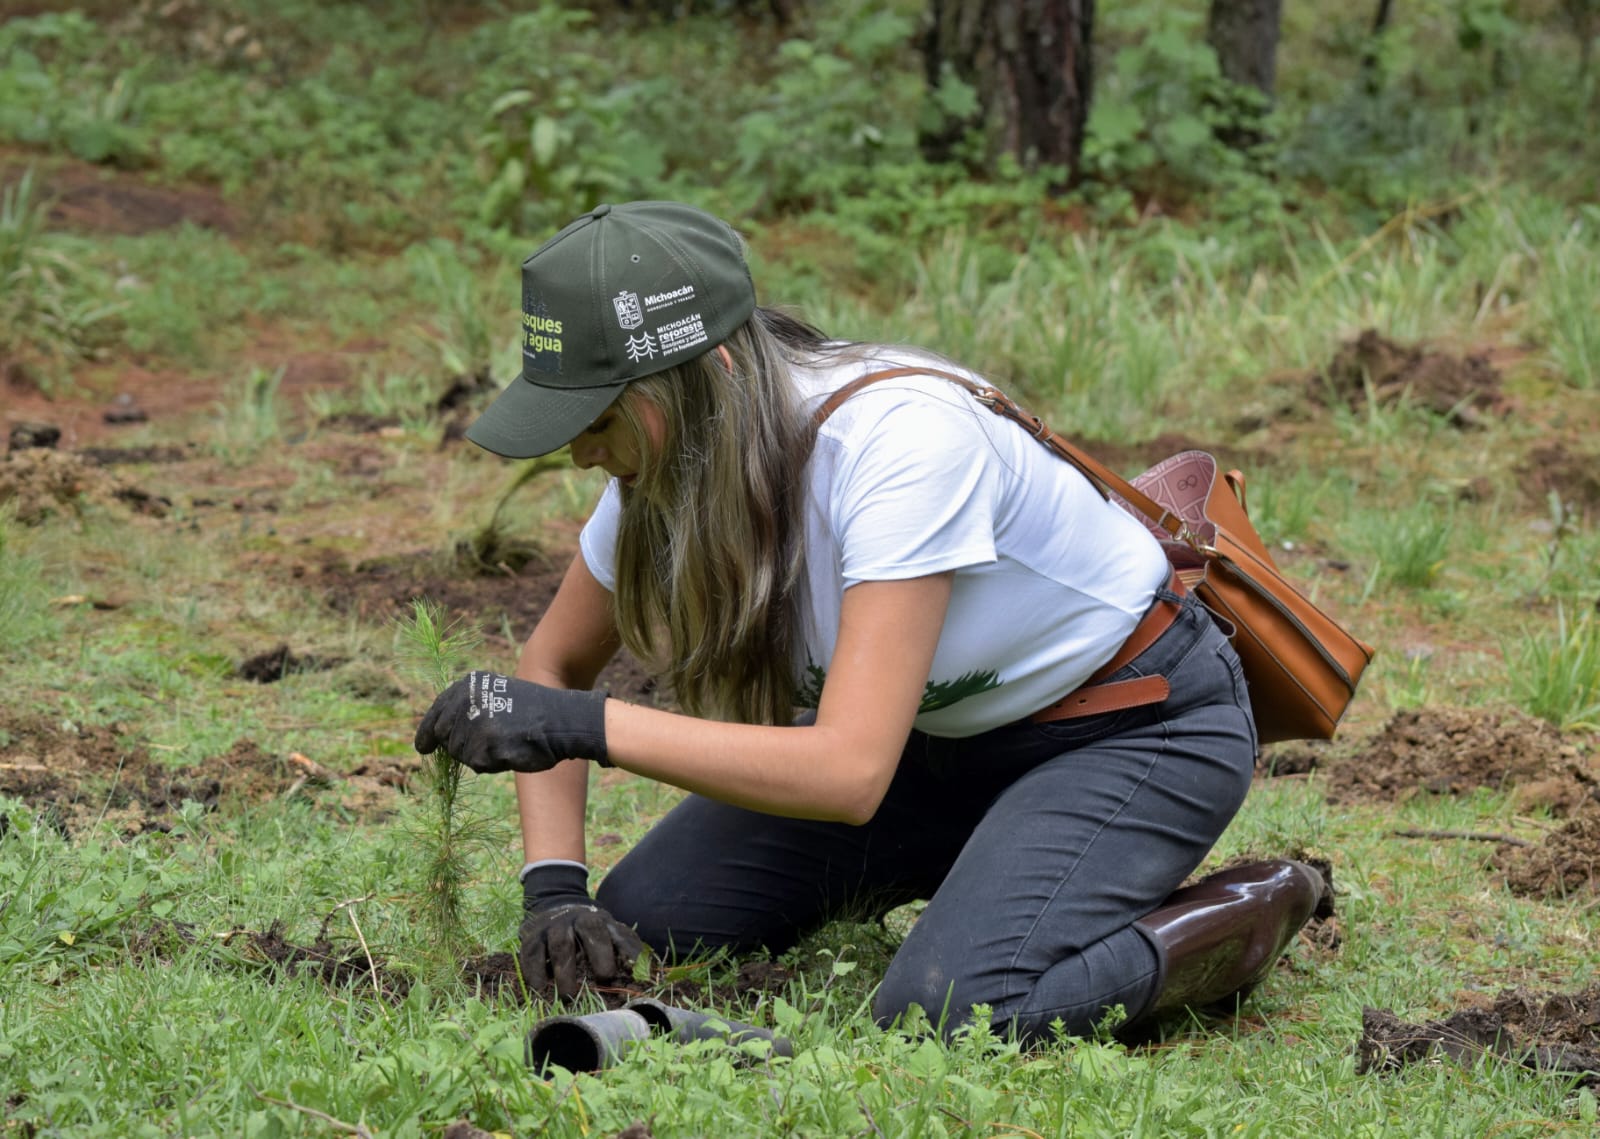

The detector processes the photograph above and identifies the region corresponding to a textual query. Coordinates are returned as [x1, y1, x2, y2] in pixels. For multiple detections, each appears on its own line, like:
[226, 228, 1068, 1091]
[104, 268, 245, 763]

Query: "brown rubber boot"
[1129, 859, 1330, 1027]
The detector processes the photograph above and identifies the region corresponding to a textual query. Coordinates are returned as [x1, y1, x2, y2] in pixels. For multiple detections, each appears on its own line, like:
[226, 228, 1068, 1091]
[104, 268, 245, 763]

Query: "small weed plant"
[209, 366, 286, 459]
[1350, 499, 1455, 591]
[1508, 606, 1600, 730]
[0, 168, 123, 387]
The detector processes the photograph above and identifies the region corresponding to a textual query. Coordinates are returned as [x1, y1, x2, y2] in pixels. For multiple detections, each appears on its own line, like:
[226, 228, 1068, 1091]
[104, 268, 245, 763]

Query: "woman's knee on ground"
[871, 947, 986, 1039]
[872, 970, 1047, 1043]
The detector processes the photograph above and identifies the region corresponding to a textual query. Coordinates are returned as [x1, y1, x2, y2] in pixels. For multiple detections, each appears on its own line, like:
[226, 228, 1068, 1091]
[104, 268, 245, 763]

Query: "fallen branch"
[1391, 828, 1534, 847]
[251, 1088, 375, 1137]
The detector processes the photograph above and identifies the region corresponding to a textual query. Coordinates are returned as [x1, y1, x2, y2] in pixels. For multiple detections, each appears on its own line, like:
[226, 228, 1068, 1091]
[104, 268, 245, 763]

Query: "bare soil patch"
[0, 713, 414, 836]
[1311, 329, 1510, 428]
[1268, 707, 1600, 897]
[1359, 985, 1600, 1090]
[1518, 441, 1600, 518]
[3, 344, 378, 452]
[1274, 706, 1599, 815]
[0, 151, 236, 237]
[312, 550, 663, 706]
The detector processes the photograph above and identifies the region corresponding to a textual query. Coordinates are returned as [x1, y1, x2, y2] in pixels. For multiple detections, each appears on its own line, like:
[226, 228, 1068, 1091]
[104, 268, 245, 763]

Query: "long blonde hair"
[609, 308, 831, 725]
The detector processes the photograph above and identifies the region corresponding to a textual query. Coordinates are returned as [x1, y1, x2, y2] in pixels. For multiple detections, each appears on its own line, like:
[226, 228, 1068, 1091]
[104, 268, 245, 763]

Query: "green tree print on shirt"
[919, 669, 1002, 711]
[794, 659, 1002, 712]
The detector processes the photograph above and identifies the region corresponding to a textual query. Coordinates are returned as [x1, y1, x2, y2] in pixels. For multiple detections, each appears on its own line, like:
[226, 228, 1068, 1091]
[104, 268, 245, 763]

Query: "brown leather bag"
[817, 367, 1375, 743]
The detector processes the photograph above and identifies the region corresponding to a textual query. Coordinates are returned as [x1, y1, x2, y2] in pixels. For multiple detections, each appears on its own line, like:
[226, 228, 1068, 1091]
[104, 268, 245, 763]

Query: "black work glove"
[413, 671, 608, 774]
[519, 863, 645, 1000]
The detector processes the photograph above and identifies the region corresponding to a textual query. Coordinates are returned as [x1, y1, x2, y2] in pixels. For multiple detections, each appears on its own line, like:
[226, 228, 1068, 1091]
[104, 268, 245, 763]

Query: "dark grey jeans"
[597, 591, 1257, 1042]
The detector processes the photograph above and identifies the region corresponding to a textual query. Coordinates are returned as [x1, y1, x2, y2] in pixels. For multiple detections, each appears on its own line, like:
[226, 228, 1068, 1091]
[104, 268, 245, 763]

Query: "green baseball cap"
[466, 201, 757, 459]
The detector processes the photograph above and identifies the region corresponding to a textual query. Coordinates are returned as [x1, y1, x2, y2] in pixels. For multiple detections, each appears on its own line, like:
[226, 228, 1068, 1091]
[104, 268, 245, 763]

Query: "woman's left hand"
[413, 671, 608, 774]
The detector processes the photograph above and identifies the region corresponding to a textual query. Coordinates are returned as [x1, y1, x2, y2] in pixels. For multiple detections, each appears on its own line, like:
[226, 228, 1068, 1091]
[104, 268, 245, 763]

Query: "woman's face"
[568, 392, 666, 488]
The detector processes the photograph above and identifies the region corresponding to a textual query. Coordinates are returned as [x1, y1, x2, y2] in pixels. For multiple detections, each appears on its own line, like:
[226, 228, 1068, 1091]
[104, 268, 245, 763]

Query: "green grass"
[3, 783, 1594, 1135]
[1507, 608, 1600, 731]
[0, 168, 124, 385]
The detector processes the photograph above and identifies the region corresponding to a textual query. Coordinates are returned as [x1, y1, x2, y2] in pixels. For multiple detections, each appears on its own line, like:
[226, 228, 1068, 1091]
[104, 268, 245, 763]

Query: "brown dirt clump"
[235, 642, 344, 683]
[1359, 985, 1600, 1090]
[0, 448, 171, 524]
[227, 921, 412, 1002]
[78, 444, 195, 466]
[1312, 329, 1509, 428]
[1314, 706, 1599, 814]
[0, 713, 414, 836]
[1519, 441, 1600, 519]
[1493, 802, 1600, 898]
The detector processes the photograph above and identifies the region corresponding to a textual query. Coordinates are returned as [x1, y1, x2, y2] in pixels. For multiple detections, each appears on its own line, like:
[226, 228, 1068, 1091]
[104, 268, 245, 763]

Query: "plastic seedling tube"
[623, 997, 793, 1057]
[524, 1009, 653, 1073]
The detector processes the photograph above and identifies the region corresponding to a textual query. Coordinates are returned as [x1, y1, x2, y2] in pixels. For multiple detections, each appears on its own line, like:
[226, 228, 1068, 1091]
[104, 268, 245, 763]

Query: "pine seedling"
[395, 599, 501, 970]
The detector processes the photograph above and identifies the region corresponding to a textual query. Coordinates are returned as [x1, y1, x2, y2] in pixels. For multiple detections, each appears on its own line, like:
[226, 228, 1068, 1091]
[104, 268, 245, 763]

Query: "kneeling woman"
[414, 201, 1325, 1041]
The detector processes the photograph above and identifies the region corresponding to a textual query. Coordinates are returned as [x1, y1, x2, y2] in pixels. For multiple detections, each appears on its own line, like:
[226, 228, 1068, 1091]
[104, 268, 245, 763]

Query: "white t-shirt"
[579, 354, 1171, 737]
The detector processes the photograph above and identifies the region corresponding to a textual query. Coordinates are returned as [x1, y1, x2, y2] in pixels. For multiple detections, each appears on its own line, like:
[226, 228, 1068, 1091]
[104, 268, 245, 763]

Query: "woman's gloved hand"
[520, 863, 645, 999]
[413, 671, 608, 774]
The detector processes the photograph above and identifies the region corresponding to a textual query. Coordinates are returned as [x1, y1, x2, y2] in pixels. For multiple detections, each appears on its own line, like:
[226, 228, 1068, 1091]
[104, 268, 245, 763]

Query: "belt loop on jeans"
[1029, 571, 1186, 725]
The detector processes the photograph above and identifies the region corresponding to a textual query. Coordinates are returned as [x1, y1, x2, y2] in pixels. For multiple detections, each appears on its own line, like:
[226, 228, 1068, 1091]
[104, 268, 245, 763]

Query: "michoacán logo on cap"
[611, 282, 708, 367]
[613, 291, 644, 330]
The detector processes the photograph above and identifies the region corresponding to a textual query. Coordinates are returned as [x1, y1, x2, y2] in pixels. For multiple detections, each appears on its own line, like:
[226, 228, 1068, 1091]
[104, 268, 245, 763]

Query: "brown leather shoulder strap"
[811, 366, 936, 424]
[812, 365, 1190, 541]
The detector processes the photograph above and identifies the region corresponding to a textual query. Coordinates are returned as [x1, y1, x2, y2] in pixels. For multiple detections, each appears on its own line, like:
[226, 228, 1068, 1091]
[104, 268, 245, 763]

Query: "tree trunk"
[1564, 0, 1596, 79]
[1205, 0, 1282, 97]
[920, 0, 1095, 183]
[1363, 0, 1395, 91]
[1204, 0, 1280, 151]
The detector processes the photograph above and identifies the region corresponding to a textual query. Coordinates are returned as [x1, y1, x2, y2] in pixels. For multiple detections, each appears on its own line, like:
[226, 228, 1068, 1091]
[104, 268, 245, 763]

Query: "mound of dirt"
[0, 714, 414, 836]
[1493, 802, 1600, 898]
[1519, 441, 1600, 519]
[1312, 329, 1509, 428]
[1359, 986, 1600, 1090]
[1310, 706, 1598, 815]
[0, 448, 171, 524]
[311, 551, 663, 707]
[236, 642, 344, 683]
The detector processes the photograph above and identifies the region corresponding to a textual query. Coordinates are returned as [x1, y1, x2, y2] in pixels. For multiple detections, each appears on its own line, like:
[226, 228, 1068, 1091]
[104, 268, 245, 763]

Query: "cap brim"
[464, 376, 629, 459]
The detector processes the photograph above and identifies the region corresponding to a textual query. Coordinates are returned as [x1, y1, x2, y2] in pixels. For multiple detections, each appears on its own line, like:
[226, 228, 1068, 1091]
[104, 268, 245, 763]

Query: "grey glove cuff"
[543, 685, 610, 765]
